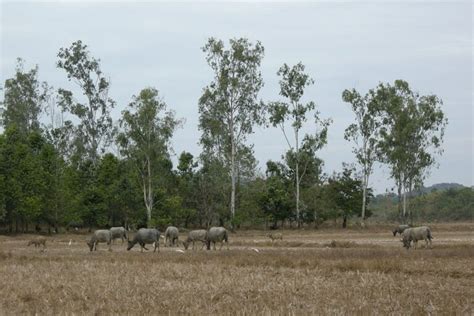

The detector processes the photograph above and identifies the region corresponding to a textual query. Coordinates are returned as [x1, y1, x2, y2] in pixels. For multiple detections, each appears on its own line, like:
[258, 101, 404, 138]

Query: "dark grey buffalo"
[392, 224, 410, 236]
[27, 237, 47, 249]
[127, 228, 161, 252]
[182, 229, 208, 250]
[87, 230, 112, 251]
[164, 226, 179, 247]
[206, 227, 229, 250]
[109, 226, 127, 243]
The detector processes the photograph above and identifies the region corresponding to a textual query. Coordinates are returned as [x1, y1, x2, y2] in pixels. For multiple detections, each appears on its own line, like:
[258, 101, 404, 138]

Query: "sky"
[1, 0, 472, 194]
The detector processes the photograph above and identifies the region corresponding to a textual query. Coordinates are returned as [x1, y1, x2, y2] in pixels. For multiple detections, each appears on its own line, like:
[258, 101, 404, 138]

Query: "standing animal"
[392, 224, 410, 236]
[267, 232, 283, 242]
[87, 230, 112, 252]
[182, 229, 208, 250]
[127, 228, 161, 252]
[401, 226, 433, 249]
[164, 226, 179, 247]
[27, 237, 47, 249]
[206, 227, 229, 250]
[109, 226, 128, 244]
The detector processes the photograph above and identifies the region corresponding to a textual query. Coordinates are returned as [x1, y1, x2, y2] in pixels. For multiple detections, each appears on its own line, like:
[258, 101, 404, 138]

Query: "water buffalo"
[109, 226, 127, 243]
[401, 226, 433, 249]
[127, 228, 161, 252]
[392, 224, 410, 236]
[87, 230, 112, 251]
[206, 227, 229, 250]
[267, 232, 283, 242]
[27, 236, 47, 249]
[182, 229, 208, 250]
[164, 226, 179, 247]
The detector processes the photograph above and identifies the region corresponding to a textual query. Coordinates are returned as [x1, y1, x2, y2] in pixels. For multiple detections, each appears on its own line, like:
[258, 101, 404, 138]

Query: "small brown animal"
[27, 237, 47, 249]
[267, 232, 283, 241]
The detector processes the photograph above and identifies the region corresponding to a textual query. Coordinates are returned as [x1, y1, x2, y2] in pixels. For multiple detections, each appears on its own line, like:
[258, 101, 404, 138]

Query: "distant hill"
[418, 183, 466, 194]
[370, 182, 473, 221]
[372, 183, 468, 201]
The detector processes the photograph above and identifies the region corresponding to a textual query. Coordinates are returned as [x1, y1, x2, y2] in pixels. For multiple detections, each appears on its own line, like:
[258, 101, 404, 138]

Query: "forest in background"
[1, 38, 469, 234]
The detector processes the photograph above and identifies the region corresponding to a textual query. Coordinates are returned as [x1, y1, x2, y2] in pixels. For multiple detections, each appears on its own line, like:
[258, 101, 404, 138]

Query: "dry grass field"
[0, 223, 473, 315]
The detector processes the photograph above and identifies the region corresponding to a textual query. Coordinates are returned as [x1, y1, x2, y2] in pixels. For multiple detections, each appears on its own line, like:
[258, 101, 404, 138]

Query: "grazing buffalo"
[182, 229, 208, 250]
[28, 237, 47, 249]
[87, 230, 112, 252]
[164, 226, 179, 247]
[392, 224, 410, 236]
[127, 228, 161, 252]
[267, 232, 283, 242]
[401, 226, 433, 249]
[109, 226, 127, 243]
[206, 227, 229, 250]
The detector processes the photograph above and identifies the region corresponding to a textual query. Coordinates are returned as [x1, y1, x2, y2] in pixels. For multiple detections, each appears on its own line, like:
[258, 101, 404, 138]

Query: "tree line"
[0, 38, 448, 233]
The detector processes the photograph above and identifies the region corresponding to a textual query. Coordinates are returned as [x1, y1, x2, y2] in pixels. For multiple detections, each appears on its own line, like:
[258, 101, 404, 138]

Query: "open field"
[0, 223, 473, 315]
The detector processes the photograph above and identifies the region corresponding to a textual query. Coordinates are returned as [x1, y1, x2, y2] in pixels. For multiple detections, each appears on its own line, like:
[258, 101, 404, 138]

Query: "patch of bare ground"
[0, 225, 473, 314]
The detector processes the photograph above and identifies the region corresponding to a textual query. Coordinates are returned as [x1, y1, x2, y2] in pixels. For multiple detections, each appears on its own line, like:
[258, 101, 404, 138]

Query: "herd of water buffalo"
[85, 226, 229, 252]
[25, 224, 433, 252]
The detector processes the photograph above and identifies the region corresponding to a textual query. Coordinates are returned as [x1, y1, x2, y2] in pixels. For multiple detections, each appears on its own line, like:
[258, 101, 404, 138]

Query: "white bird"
[251, 248, 260, 253]
[68, 239, 72, 246]
[175, 249, 185, 253]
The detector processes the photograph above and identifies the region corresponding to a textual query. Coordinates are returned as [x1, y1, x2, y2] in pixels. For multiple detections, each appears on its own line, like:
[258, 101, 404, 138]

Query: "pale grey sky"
[1, 1, 472, 193]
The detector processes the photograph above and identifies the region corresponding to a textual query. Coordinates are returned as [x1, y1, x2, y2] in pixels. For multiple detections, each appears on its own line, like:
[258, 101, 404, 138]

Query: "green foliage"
[0, 41, 456, 233]
[371, 187, 473, 222]
[117, 87, 181, 227]
[57, 40, 115, 164]
[268, 62, 331, 224]
[373, 80, 447, 218]
[1, 59, 48, 133]
[199, 37, 265, 222]
[342, 87, 380, 220]
[0, 127, 60, 231]
[325, 165, 372, 227]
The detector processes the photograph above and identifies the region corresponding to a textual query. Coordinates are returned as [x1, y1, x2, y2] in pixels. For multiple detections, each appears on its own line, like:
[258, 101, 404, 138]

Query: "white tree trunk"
[361, 175, 367, 221]
[230, 140, 236, 222]
[402, 185, 407, 219]
[142, 156, 153, 228]
[295, 126, 300, 227]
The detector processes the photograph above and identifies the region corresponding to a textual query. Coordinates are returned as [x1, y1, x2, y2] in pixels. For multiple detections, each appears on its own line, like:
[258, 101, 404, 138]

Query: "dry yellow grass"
[0, 224, 473, 315]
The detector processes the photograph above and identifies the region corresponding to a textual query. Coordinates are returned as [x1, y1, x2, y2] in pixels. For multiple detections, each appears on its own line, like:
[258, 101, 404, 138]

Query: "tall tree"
[326, 165, 369, 228]
[1, 58, 48, 133]
[268, 62, 331, 226]
[342, 88, 379, 225]
[57, 40, 115, 165]
[117, 88, 181, 228]
[374, 80, 447, 220]
[176, 151, 199, 227]
[198, 37, 265, 224]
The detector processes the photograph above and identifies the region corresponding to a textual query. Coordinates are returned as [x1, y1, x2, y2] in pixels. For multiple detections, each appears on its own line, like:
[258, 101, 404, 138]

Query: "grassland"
[0, 223, 473, 315]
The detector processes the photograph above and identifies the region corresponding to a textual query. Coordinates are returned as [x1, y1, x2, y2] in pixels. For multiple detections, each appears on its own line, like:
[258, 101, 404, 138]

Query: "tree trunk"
[143, 157, 153, 228]
[230, 126, 236, 228]
[402, 185, 407, 220]
[397, 181, 403, 222]
[361, 173, 367, 221]
[342, 215, 347, 228]
[295, 126, 300, 227]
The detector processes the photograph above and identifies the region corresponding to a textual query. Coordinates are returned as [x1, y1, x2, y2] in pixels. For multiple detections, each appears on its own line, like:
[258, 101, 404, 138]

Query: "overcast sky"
[1, 1, 472, 193]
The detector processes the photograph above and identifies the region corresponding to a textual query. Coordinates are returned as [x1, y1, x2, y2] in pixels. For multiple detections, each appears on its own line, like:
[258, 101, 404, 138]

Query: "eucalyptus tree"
[1, 58, 48, 133]
[342, 88, 379, 224]
[198, 37, 265, 224]
[57, 40, 115, 165]
[117, 88, 181, 228]
[268, 62, 331, 226]
[374, 80, 447, 220]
